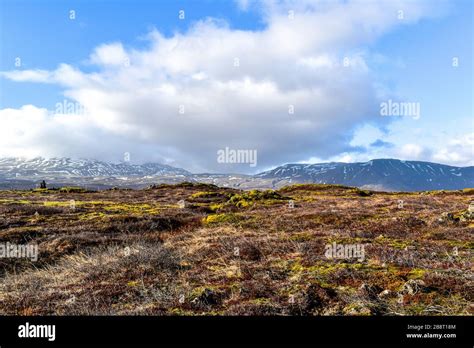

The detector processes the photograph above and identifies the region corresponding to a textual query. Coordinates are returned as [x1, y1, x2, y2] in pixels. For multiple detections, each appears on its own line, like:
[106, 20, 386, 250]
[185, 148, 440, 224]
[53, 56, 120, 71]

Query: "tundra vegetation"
[0, 183, 472, 315]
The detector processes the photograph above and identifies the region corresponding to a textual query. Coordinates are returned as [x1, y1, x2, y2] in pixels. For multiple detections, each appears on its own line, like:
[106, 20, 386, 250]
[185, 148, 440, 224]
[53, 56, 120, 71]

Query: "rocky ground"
[0, 183, 472, 315]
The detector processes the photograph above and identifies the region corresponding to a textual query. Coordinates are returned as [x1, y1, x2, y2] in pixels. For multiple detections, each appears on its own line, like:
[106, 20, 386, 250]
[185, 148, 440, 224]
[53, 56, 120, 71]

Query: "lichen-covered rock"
[377, 289, 394, 300]
[359, 283, 383, 300]
[190, 287, 227, 308]
[343, 302, 371, 315]
[439, 209, 474, 223]
[401, 279, 426, 295]
[468, 201, 474, 213]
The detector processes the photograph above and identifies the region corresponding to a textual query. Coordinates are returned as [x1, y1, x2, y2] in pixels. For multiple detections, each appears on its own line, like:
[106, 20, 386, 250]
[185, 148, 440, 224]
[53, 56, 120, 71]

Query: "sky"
[0, 0, 472, 173]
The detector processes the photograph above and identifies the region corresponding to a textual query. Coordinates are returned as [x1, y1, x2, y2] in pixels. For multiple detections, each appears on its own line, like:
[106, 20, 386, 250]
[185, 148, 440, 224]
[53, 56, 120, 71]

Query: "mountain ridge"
[257, 158, 474, 191]
[0, 157, 472, 191]
[0, 157, 190, 178]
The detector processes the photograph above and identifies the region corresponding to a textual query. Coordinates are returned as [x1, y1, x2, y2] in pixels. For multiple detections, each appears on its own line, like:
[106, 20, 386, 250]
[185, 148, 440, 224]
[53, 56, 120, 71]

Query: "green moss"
[7, 225, 42, 233]
[59, 186, 87, 193]
[375, 235, 410, 250]
[189, 285, 226, 300]
[235, 199, 253, 208]
[284, 259, 385, 282]
[78, 212, 108, 220]
[249, 298, 272, 305]
[407, 268, 426, 280]
[103, 203, 161, 215]
[343, 302, 372, 316]
[390, 240, 410, 250]
[31, 188, 55, 194]
[174, 182, 196, 188]
[202, 213, 241, 225]
[446, 240, 473, 249]
[227, 189, 288, 208]
[189, 191, 221, 199]
[175, 182, 219, 190]
[209, 203, 225, 212]
[43, 200, 108, 208]
[0, 199, 32, 204]
[403, 303, 429, 315]
[43, 201, 69, 207]
[289, 232, 313, 242]
[80, 200, 114, 206]
[279, 184, 353, 192]
[422, 190, 448, 195]
[168, 308, 193, 315]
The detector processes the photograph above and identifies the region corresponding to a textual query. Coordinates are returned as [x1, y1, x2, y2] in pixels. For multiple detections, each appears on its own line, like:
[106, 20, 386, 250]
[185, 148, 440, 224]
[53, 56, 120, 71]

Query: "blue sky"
[0, 0, 263, 107]
[0, 0, 263, 108]
[0, 0, 472, 172]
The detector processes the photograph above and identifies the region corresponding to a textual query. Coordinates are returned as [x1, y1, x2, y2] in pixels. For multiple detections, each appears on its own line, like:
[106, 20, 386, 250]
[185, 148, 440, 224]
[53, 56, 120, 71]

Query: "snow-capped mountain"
[0, 157, 472, 191]
[256, 159, 474, 191]
[0, 157, 190, 179]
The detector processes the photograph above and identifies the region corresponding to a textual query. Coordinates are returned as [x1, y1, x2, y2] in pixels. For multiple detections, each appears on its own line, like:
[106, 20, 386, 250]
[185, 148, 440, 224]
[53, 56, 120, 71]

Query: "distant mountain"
[0, 157, 472, 191]
[0, 157, 190, 179]
[256, 159, 474, 191]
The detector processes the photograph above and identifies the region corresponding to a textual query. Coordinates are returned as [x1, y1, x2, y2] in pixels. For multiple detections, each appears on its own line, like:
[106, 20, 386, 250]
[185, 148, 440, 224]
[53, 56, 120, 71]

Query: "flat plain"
[0, 183, 472, 315]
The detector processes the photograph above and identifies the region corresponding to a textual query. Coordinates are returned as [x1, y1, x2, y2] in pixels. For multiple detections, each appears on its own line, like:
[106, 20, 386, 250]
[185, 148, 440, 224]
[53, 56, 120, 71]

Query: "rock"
[440, 212, 453, 221]
[304, 284, 337, 312]
[460, 210, 474, 222]
[377, 289, 393, 300]
[191, 288, 225, 307]
[440, 210, 474, 223]
[343, 302, 371, 315]
[359, 283, 383, 300]
[401, 279, 425, 295]
[468, 201, 474, 213]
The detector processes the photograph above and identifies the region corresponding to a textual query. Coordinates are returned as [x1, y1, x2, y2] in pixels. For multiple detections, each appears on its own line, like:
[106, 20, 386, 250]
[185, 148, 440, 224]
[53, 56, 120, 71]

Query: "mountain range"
[0, 157, 472, 191]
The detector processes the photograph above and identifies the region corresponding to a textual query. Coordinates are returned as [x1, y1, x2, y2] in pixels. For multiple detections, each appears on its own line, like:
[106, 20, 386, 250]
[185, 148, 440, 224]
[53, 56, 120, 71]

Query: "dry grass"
[0, 183, 472, 315]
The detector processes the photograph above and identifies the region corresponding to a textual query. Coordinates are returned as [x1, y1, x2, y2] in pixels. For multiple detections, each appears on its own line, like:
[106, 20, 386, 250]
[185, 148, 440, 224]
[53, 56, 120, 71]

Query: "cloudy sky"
[0, 0, 472, 173]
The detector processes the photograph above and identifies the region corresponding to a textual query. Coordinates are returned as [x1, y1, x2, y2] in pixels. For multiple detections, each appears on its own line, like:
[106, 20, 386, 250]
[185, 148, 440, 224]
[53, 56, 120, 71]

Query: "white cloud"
[0, 0, 447, 172]
[1, 70, 52, 83]
[90, 43, 129, 66]
[432, 134, 474, 166]
[397, 143, 428, 160]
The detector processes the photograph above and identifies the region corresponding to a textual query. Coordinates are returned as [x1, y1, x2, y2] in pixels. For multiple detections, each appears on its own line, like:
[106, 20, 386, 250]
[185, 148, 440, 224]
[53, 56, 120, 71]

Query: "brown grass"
[0, 183, 472, 315]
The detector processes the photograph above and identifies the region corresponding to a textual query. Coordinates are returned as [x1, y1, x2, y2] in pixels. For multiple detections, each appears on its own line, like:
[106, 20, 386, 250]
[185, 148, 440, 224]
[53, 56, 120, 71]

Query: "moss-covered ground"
[0, 183, 472, 315]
